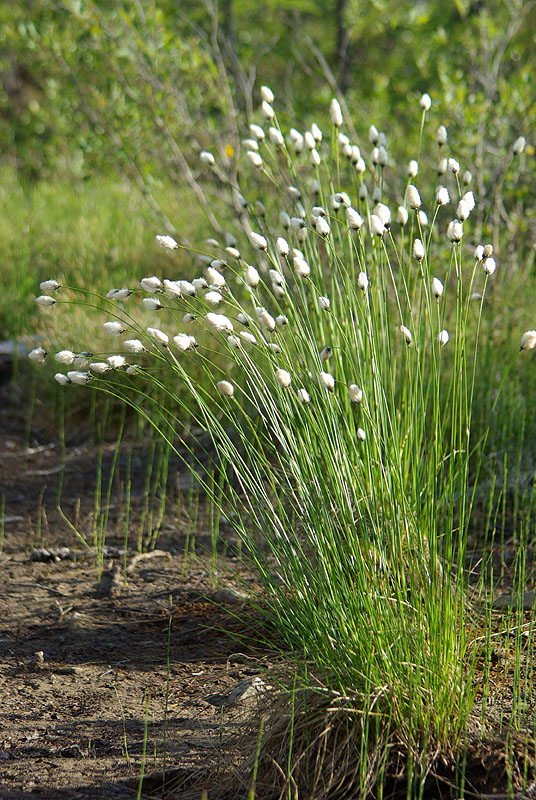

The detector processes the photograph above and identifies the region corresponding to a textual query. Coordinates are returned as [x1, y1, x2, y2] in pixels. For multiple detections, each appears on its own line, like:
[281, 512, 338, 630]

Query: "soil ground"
[0, 389, 272, 800]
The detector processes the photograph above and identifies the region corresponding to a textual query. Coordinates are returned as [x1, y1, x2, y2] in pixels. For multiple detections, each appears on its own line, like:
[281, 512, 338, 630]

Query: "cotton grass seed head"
[357, 427, 366, 442]
[260, 85, 274, 103]
[293, 256, 311, 278]
[320, 346, 333, 362]
[400, 325, 413, 346]
[447, 220, 464, 243]
[520, 331, 536, 351]
[261, 101, 274, 120]
[370, 215, 385, 237]
[276, 237, 290, 257]
[436, 186, 450, 206]
[397, 206, 409, 226]
[67, 370, 92, 384]
[204, 290, 223, 307]
[28, 347, 47, 363]
[174, 333, 196, 351]
[438, 329, 450, 347]
[319, 371, 335, 391]
[205, 267, 226, 288]
[349, 384, 363, 404]
[269, 127, 284, 147]
[408, 159, 419, 178]
[413, 239, 425, 261]
[249, 231, 267, 250]
[474, 245, 485, 262]
[276, 369, 292, 388]
[245, 265, 260, 287]
[140, 276, 161, 293]
[107, 355, 128, 369]
[420, 93, 432, 111]
[260, 310, 276, 332]
[103, 321, 126, 335]
[207, 313, 234, 333]
[40, 279, 60, 293]
[36, 295, 56, 306]
[330, 97, 343, 127]
[55, 350, 75, 365]
[448, 157, 460, 174]
[249, 123, 265, 141]
[124, 339, 145, 354]
[146, 328, 169, 346]
[155, 234, 178, 250]
[407, 185, 422, 209]
[483, 257, 496, 275]
[200, 151, 216, 166]
[374, 203, 391, 228]
[315, 216, 331, 236]
[357, 272, 369, 291]
[55, 372, 70, 385]
[162, 280, 182, 298]
[319, 296, 330, 311]
[346, 207, 363, 231]
[431, 277, 444, 298]
[513, 136, 526, 156]
[217, 380, 234, 397]
[437, 125, 448, 146]
[90, 362, 111, 374]
[143, 297, 162, 311]
[297, 388, 310, 404]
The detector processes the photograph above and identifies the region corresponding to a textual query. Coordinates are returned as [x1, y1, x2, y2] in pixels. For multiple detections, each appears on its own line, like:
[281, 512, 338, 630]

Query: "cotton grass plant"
[30, 89, 533, 795]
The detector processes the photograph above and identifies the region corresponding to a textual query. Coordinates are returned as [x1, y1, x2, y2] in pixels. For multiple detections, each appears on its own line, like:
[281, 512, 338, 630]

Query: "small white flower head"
[374, 203, 391, 228]
[260, 310, 276, 332]
[240, 330, 257, 345]
[357, 427, 366, 442]
[304, 130, 316, 150]
[143, 297, 162, 311]
[67, 370, 92, 384]
[28, 347, 47, 363]
[520, 331, 536, 351]
[73, 353, 91, 369]
[311, 122, 322, 142]
[245, 265, 260, 287]
[448, 157, 460, 174]
[247, 150, 263, 168]
[413, 238, 425, 261]
[335, 191, 351, 208]
[292, 133, 304, 153]
[90, 361, 111, 374]
[146, 327, 169, 346]
[462, 190, 475, 212]
[431, 277, 444, 298]
[436, 185, 450, 206]
[350, 144, 361, 163]
[276, 368, 292, 388]
[55, 350, 75, 365]
[349, 384, 363, 404]
[112, 288, 132, 301]
[174, 333, 196, 351]
[447, 220, 464, 243]
[124, 339, 145, 353]
[217, 380, 234, 397]
[369, 124, 379, 144]
[272, 284, 285, 299]
[397, 206, 409, 226]
[483, 257, 496, 276]
[483, 244, 493, 258]
[276, 237, 290, 257]
[370, 215, 386, 237]
[371, 147, 380, 165]
[408, 159, 419, 178]
[438, 329, 450, 347]
[193, 278, 208, 292]
[250, 123, 265, 141]
[319, 371, 335, 391]
[226, 246, 241, 259]
[457, 198, 472, 221]
[36, 295, 56, 306]
[279, 211, 291, 230]
[315, 216, 331, 237]
[400, 325, 413, 346]
[276, 314, 288, 326]
[346, 207, 363, 231]
[249, 231, 267, 250]
[297, 388, 310, 404]
[418, 210, 428, 227]
[318, 296, 330, 311]
[513, 136, 526, 156]
[320, 346, 333, 362]
[437, 157, 448, 175]
[140, 276, 161, 293]
[372, 186, 382, 203]
[359, 184, 369, 201]
[261, 100, 274, 120]
[269, 268, 284, 286]
[330, 97, 343, 127]
[162, 279, 181, 298]
[227, 335, 240, 349]
[204, 290, 223, 307]
[106, 288, 119, 299]
[104, 320, 126, 336]
[437, 125, 448, 146]
[339, 132, 350, 147]
[260, 85, 274, 103]
[39, 279, 60, 293]
[200, 150, 216, 167]
[126, 365, 140, 375]
[183, 313, 196, 323]
[293, 256, 311, 278]
[420, 93, 432, 111]
[357, 271, 369, 292]
[377, 146, 388, 167]
[55, 372, 70, 385]
[310, 148, 321, 167]
[269, 126, 284, 147]
[155, 234, 178, 250]
[407, 184, 422, 209]
[474, 245, 485, 262]
[207, 312, 234, 333]
[243, 138, 258, 151]
[463, 170, 472, 186]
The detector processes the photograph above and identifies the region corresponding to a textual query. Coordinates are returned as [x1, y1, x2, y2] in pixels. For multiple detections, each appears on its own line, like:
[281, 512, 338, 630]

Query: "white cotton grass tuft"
[310, 149, 321, 167]
[174, 333, 196, 351]
[109, 288, 132, 301]
[67, 370, 92, 384]
[349, 384, 363, 404]
[36, 295, 56, 306]
[261, 100, 274, 120]
[319, 372, 335, 391]
[420, 93, 432, 111]
[330, 98, 343, 127]
[297, 388, 310, 404]
[520, 331, 536, 351]
[357, 272, 369, 292]
[205, 266, 226, 288]
[269, 127, 284, 147]
[140, 276, 162, 293]
[447, 220, 464, 243]
[55, 350, 76, 365]
[483, 257, 496, 276]
[346, 207, 363, 231]
[437, 125, 448, 146]
[55, 372, 70, 385]
[245, 265, 260, 287]
[413, 239, 425, 261]
[474, 245, 485, 262]
[146, 327, 169, 346]
[397, 206, 409, 226]
[276, 237, 290, 257]
[408, 159, 419, 178]
[276, 369, 292, 388]
[319, 296, 330, 311]
[28, 347, 47, 363]
[431, 277, 444, 298]
[90, 361, 112, 374]
[374, 203, 391, 228]
[163, 280, 182, 298]
[103, 321, 126, 335]
[249, 231, 267, 250]
[320, 346, 333, 362]
[357, 427, 366, 442]
[207, 312, 234, 333]
[448, 158, 460, 174]
[204, 290, 223, 307]
[124, 339, 145, 354]
[199, 151, 216, 167]
[370, 215, 385, 237]
[155, 234, 178, 250]
[513, 136, 526, 156]
[400, 325, 413, 346]
[260, 85, 274, 103]
[259, 310, 276, 332]
[40, 279, 60, 293]
[217, 380, 234, 397]
[407, 185, 422, 209]
[143, 297, 162, 311]
[436, 186, 450, 206]
[239, 331, 257, 345]
[315, 216, 331, 237]
[294, 256, 311, 278]
[107, 355, 128, 369]
[438, 330, 450, 347]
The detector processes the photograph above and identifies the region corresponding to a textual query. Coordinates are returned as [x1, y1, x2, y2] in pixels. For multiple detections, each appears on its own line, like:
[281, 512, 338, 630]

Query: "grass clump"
[28, 89, 535, 795]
